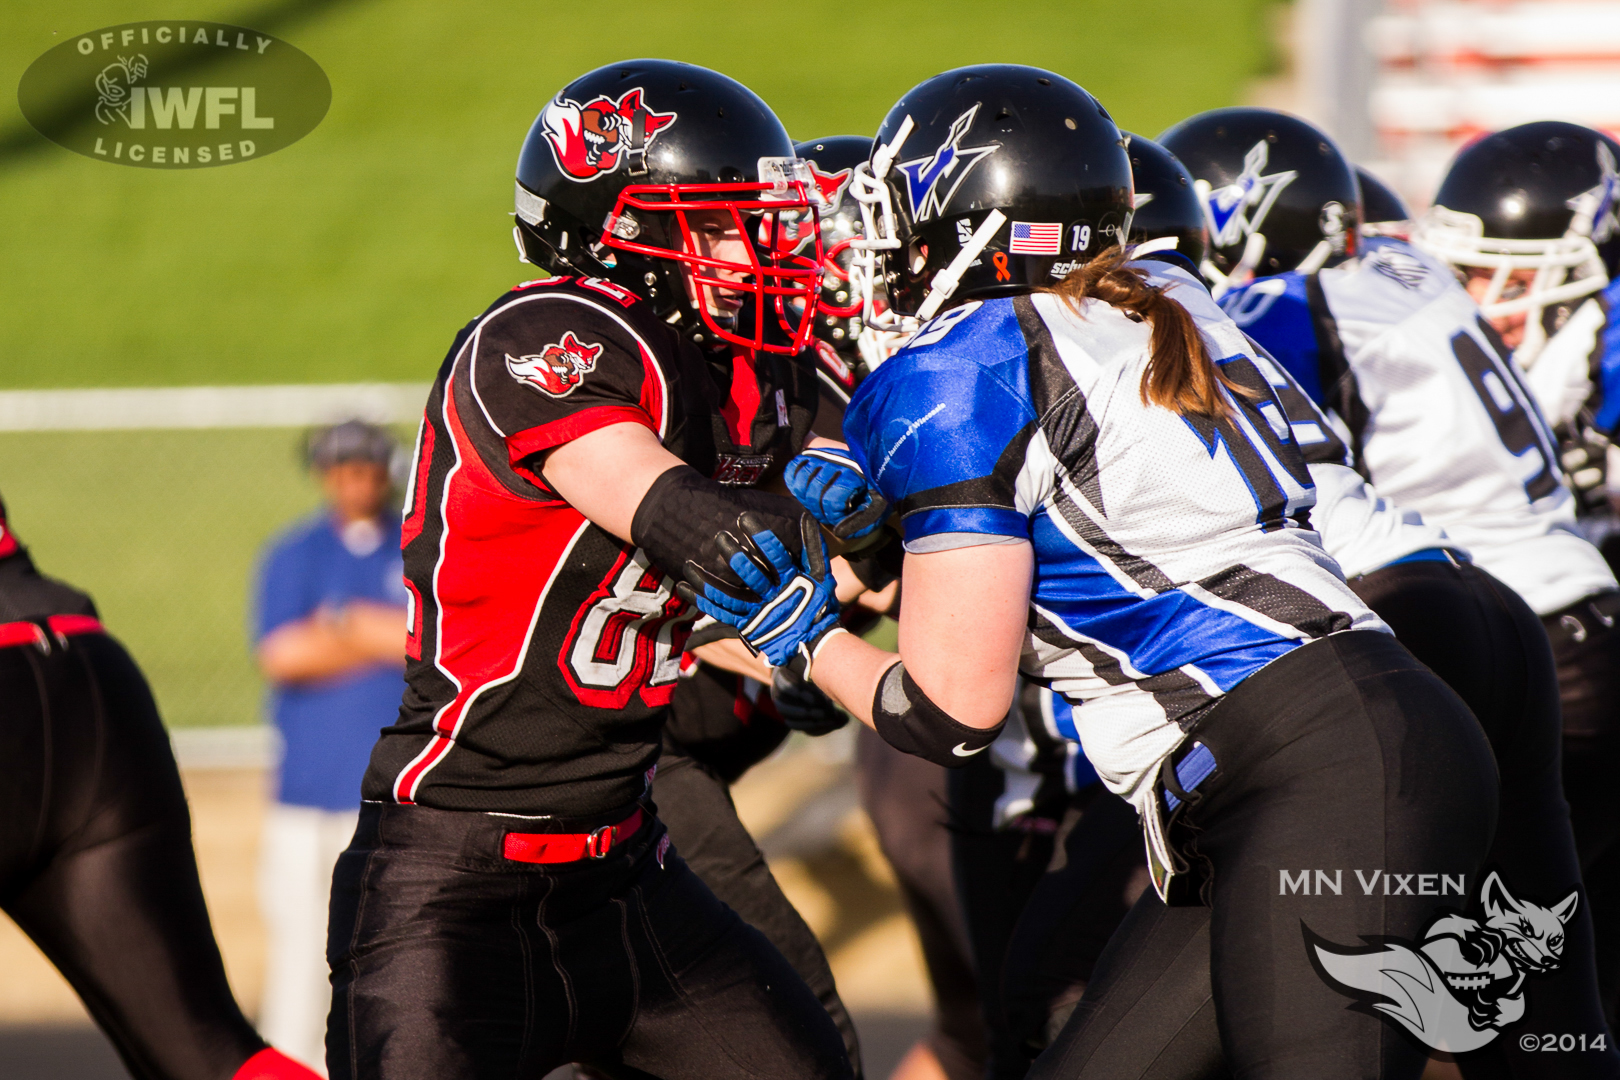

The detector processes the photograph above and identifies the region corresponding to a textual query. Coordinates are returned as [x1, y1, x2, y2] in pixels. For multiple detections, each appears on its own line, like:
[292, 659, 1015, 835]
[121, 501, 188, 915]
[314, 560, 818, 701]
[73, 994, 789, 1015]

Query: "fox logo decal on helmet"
[541, 87, 677, 182]
[506, 332, 605, 397]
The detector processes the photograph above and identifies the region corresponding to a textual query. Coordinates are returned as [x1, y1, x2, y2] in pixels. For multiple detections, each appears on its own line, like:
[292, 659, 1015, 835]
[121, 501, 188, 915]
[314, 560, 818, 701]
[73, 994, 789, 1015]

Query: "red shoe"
[232, 1048, 323, 1080]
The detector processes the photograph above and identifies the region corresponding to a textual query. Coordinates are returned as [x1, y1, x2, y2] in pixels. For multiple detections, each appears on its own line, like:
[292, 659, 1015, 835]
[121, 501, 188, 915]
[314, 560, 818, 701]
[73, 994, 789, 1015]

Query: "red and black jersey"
[362, 276, 820, 816]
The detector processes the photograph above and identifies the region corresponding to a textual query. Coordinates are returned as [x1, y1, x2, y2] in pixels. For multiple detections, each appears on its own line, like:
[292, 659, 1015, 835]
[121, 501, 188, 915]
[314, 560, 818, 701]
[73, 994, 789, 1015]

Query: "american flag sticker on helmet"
[1009, 221, 1063, 255]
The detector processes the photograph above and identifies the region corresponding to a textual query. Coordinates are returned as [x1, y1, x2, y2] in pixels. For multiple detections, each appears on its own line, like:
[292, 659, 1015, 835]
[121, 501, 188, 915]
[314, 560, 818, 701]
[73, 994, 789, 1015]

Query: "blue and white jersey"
[1139, 260, 1456, 578]
[984, 684, 1101, 829]
[843, 268, 1387, 814]
[1223, 236, 1617, 615]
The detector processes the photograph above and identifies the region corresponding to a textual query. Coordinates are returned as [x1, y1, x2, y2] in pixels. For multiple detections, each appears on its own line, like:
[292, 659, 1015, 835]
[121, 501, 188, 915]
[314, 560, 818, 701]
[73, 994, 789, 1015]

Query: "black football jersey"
[362, 276, 819, 816]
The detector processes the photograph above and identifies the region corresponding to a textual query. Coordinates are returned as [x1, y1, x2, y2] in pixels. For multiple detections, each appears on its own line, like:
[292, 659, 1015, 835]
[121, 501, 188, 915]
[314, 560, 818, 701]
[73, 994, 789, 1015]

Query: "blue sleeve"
[1220, 274, 1324, 406]
[254, 534, 314, 642]
[1593, 280, 1620, 435]
[844, 353, 1038, 541]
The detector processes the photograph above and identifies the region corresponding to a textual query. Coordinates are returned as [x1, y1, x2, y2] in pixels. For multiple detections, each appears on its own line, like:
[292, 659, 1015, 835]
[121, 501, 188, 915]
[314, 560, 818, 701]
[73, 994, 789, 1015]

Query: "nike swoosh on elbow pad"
[952, 742, 990, 757]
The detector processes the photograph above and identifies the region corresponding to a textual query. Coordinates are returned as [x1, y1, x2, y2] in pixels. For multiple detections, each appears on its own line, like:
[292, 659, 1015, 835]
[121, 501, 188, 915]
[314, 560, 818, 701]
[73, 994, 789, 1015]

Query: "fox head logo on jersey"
[1308, 871, 1577, 1053]
[897, 104, 999, 222]
[541, 87, 677, 182]
[1202, 140, 1298, 248]
[506, 332, 605, 397]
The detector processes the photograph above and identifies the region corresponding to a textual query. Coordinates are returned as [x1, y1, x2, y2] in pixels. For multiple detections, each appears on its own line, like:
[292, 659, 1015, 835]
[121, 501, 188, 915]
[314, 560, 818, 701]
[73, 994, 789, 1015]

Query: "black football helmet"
[1124, 133, 1208, 267]
[793, 138, 871, 348]
[513, 60, 823, 354]
[1355, 166, 1410, 227]
[1158, 108, 1360, 288]
[1411, 121, 1620, 361]
[859, 65, 1133, 319]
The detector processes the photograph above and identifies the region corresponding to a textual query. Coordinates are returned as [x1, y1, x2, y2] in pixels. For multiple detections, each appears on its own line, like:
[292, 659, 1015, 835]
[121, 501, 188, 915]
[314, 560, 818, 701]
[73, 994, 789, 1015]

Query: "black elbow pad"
[871, 663, 1005, 768]
[631, 465, 806, 588]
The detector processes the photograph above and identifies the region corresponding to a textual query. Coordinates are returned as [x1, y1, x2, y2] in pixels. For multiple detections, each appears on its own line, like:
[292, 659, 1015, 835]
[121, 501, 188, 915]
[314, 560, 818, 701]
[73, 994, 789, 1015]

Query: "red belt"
[0, 615, 104, 650]
[502, 807, 645, 864]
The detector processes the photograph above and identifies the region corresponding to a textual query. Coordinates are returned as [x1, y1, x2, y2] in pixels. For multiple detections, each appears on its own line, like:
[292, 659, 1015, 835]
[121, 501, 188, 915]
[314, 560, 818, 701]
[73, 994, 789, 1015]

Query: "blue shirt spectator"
[254, 510, 406, 809]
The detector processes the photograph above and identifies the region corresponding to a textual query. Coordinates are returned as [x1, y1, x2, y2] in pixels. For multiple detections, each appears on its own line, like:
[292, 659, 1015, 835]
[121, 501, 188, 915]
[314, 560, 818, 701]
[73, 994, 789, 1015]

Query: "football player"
[1413, 123, 1620, 568]
[327, 61, 853, 1080]
[0, 497, 319, 1080]
[695, 65, 1497, 1080]
[1187, 107, 1620, 1067]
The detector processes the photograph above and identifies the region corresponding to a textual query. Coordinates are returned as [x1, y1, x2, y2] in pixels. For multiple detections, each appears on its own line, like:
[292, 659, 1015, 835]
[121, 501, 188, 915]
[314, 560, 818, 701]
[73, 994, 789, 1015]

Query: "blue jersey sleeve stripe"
[903, 506, 1031, 540]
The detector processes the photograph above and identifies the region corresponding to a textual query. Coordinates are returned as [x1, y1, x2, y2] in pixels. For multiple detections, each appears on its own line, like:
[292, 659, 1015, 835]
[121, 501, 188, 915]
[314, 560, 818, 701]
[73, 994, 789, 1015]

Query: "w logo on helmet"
[896, 104, 999, 222]
[1202, 140, 1297, 248]
[541, 87, 677, 182]
[506, 332, 605, 398]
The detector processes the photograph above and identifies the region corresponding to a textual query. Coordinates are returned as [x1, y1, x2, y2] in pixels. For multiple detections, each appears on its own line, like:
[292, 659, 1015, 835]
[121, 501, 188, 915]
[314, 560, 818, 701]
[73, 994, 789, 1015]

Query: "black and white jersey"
[843, 264, 1386, 816]
[981, 682, 1103, 829]
[1224, 237, 1617, 615]
[1138, 260, 1457, 579]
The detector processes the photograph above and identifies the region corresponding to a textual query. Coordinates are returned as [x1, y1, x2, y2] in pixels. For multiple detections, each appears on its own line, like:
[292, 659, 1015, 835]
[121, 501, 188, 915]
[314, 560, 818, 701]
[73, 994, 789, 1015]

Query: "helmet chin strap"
[915, 209, 1009, 322]
[1295, 240, 1335, 275]
[1207, 232, 1268, 299]
[850, 118, 916, 341]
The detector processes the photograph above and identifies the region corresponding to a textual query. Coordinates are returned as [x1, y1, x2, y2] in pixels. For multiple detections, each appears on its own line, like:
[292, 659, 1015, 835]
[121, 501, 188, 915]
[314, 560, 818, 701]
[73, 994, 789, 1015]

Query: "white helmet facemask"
[1412, 199, 1612, 367]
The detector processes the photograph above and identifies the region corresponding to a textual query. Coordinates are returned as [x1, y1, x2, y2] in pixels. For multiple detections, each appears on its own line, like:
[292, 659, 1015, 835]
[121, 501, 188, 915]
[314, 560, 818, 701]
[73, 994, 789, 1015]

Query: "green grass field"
[2, 0, 1286, 387]
[0, 0, 1284, 726]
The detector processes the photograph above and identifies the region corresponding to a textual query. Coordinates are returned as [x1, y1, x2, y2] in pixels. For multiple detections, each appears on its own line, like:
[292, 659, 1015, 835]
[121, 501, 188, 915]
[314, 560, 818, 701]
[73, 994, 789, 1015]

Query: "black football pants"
[0, 630, 267, 1080]
[1542, 590, 1620, 1028]
[856, 727, 988, 1080]
[326, 801, 852, 1080]
[1354, 561, 1620, 1077]
[651, 744, 863, 1076]
[1027, 631, 1497, 1080]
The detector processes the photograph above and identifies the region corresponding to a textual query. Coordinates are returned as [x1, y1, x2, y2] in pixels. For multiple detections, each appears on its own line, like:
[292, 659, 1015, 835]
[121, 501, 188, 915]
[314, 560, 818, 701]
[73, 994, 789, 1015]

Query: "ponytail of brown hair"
[1038, 246, 1245, 419]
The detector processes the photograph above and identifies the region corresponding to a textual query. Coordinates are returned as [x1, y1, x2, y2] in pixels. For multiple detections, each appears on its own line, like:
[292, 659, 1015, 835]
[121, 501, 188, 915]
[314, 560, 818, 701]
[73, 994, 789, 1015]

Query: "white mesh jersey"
[842, 263, 1387, 815]
[1223, 237, 1617, 615]
[1141, 261, 1458, 579]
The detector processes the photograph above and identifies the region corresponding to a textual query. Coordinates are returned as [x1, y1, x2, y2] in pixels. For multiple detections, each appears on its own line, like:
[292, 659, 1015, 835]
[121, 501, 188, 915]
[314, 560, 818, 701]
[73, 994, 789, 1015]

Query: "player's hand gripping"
[784, 446, 890, 542]
[771, 667, 848, 736]
[678, 512, 846, 676]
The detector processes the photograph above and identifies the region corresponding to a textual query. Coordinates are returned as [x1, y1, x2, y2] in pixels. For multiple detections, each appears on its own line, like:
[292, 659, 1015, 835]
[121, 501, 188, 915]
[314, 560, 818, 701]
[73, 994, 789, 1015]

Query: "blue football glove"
[677, 511, 844, 673]
[784, 446, 891, 542]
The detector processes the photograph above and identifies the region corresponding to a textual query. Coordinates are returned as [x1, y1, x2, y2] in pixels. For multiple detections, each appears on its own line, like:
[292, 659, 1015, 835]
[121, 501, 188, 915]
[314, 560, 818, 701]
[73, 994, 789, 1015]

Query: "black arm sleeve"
[871, 662, 1006, 769]
[631, 465, 809, 589]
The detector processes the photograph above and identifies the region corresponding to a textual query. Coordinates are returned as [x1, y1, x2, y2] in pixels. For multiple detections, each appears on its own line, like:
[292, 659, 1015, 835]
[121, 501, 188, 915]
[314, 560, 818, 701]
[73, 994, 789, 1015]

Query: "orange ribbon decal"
[993, 251, 1011, 282]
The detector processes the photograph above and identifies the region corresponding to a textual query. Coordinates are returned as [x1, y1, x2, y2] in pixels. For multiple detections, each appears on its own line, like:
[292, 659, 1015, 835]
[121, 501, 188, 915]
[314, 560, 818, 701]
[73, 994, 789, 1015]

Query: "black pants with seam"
[1354, 561, 1620, 1078]
[0, 630, 267, 1080]
[652, 742, 863, 1077]
[1543, 589, 1620, 1027]
[856, 727, 988, 1080]
[326, 800, 852, 1080]
[1027, 630, 1498, 1080]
